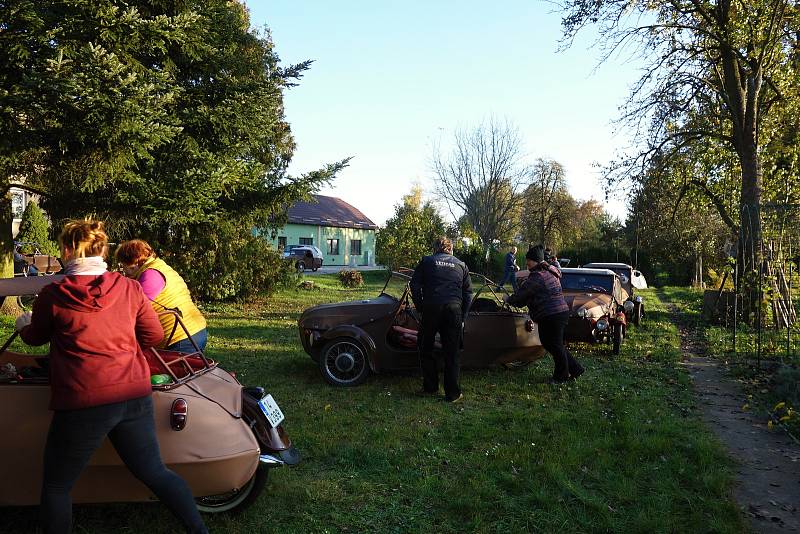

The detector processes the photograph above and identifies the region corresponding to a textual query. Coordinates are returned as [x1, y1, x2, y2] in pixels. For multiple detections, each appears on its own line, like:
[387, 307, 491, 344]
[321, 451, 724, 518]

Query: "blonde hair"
[58, 219, 108, 259]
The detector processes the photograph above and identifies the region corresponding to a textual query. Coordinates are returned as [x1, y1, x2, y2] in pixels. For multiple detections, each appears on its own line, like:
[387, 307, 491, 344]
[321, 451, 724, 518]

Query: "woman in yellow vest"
[115, 239, 208, 353]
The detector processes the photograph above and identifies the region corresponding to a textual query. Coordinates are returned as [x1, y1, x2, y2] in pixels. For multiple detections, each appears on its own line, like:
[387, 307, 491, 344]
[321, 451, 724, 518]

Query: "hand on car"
[15, 311, 32, 332]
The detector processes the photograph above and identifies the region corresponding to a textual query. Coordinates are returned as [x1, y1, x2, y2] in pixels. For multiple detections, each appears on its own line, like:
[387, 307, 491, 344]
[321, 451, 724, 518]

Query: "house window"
[299, 237, 313, 245]
[327, 239, 339, 255]
[11, 191, 25, 219]
[277, 237, 287, 250]
[350, 239, 362, 255]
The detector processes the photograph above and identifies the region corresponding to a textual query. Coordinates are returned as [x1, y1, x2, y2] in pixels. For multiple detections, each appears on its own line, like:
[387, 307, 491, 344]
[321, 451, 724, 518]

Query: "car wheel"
[319, 338, 370, 387]
[297, 261, 306, 273]
[634, 303, 643, 326]
[612, 323, 623, 355]
[195, 467, 269, 514]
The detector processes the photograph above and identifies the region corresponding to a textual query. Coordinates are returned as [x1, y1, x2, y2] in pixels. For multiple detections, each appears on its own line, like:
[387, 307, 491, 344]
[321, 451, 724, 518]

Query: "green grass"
[4, 279, 745, 533]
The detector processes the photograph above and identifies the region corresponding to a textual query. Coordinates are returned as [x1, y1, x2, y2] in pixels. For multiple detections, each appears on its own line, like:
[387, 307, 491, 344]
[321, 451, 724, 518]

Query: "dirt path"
[669, 302, 800, 533]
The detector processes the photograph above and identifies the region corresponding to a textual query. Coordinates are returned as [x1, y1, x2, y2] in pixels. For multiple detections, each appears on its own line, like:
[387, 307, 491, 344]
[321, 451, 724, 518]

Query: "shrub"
[16, 201, 59, 256]
[339, 269, 364, 288]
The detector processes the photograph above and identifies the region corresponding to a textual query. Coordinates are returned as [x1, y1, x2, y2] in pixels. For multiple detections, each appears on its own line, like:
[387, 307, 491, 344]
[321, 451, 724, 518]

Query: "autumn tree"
[520, 159, 575, 248]
[558, 0, 800, 277]
[432, 118, 527, 247]
[375, 186, 448, 270]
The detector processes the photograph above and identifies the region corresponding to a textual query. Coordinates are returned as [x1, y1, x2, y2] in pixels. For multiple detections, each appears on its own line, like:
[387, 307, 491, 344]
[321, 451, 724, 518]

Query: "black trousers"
[41, 395, 208, 534]
[420, 301, 462, 399]
[537, 311, 583, 380]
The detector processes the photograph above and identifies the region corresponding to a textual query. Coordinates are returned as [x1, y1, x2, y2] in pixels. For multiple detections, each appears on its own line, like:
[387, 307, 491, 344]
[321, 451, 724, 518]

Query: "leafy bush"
[338, 269, 364, 288]
[16, 201, 59, 256]
[137, 220, 299, 301]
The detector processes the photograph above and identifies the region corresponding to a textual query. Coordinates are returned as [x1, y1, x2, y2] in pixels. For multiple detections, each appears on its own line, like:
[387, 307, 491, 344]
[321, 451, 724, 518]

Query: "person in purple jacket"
[506, 245, 584, 383]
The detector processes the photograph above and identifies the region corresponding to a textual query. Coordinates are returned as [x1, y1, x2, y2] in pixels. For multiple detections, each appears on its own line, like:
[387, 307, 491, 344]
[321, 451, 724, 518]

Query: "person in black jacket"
[410, 237, 472, 402]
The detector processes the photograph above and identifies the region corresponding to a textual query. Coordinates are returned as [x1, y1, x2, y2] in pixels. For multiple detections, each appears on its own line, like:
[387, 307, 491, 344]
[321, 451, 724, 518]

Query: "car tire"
[297, 261, 306, 273]
[319, 337, 370, 387]
[612, 323, 623, 355]
[195, 466, 269, 514]
[634, 303, 643, 326]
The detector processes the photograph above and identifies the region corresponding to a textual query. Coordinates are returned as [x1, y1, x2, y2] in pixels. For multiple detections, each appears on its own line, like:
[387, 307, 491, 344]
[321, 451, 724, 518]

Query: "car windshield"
[381, 272, 411, 301]
[561, 273, 614, 293]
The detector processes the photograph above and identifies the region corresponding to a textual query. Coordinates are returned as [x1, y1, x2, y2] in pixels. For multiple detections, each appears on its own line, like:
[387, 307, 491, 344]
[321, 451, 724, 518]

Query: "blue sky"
[247, 1, 641, 225]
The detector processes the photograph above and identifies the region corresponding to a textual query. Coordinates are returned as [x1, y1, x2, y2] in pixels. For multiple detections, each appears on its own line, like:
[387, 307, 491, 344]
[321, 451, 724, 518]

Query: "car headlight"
[635, 296, 643, 303]
[596, 318, 609, 331]
[623, 301, 635, 313]
[577, 309, 587, 318]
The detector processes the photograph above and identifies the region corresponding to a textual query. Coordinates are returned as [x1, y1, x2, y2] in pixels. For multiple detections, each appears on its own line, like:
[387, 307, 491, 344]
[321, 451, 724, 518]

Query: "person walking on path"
[16, 220, 208, 534]
[506, 245, 583, 383]
[410, 236, 472, 402]
[498, 246, 520, 290]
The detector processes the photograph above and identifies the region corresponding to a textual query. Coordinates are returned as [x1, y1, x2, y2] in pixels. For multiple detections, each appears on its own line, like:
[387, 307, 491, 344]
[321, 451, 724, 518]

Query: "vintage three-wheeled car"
[298, 270, 546, 386]
[0, 276, 299, 513]
[582, 262, 646, 325]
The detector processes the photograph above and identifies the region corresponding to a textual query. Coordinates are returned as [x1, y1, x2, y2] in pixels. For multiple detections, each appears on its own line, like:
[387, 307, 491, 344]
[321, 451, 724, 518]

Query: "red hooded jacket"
[20, 272, 164, 410]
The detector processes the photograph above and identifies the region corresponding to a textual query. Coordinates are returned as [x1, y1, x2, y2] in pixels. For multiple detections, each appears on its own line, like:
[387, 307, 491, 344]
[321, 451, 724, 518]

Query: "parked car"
[0, 276, 299, 513]
[559, 267, 628, 355]
[298, 270, 546, 386]
[582, 262, 646, 325]
[283, 245, 323, 272]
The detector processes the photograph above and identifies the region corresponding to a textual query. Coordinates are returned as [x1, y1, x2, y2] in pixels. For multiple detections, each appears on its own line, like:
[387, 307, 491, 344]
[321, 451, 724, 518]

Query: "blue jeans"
[167, 328, 208, 353]
[499, 269, 518, 290]
[41, 396, 207, 534]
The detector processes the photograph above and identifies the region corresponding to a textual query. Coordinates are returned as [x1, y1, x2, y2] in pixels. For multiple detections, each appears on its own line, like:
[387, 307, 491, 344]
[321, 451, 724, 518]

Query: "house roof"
[287, 195, 377, 230]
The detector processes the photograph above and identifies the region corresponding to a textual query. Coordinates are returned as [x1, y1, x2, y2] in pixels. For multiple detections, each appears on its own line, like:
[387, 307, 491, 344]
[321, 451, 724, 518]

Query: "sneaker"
[445, 393, 464, 403]
[569, 367, 585, 381]
[547, 377, 570, 385]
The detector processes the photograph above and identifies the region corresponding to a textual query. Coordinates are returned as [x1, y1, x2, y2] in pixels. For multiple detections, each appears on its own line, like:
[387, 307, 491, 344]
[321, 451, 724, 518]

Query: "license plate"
[258, 394, 285, 428]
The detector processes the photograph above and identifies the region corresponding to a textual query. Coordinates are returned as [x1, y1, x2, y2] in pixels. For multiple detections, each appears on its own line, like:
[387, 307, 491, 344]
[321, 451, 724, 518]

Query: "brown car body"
[581, 262, 646, 325]
[0, 276, 299, 512]
[515, 267, 628, 354]
[298, 271, 546, 386]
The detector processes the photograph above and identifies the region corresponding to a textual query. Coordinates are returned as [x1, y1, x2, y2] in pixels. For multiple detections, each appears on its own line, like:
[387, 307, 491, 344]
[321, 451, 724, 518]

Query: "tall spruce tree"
[0, 1, 344, 299]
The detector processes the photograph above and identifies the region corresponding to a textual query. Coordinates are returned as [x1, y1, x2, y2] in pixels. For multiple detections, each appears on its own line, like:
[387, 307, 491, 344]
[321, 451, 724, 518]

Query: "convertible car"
[298, 270, 546, 386]
[560, 268, 627, 355]
[0, 276, 299, 513]
[582, 262, 646, 325]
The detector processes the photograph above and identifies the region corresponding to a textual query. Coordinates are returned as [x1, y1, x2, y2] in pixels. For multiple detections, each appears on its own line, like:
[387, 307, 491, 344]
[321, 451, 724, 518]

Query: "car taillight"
[171, 398, 188, 431]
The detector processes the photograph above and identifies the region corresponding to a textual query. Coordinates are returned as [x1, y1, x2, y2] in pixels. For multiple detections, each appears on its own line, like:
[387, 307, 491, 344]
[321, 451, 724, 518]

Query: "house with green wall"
[272, 195, 378, 267]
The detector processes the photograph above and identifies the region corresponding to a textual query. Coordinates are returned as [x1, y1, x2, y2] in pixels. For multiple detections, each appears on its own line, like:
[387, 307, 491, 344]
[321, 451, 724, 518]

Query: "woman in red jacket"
[16, 220, 207, 534]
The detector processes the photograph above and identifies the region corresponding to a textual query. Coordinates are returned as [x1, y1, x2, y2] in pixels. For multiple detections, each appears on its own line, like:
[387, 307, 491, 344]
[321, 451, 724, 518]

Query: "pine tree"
[15, 201, 58, 256]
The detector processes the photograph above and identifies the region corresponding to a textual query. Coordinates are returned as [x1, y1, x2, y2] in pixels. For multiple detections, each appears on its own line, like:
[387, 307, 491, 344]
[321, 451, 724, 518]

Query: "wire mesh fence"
[704, 203, 800, 367]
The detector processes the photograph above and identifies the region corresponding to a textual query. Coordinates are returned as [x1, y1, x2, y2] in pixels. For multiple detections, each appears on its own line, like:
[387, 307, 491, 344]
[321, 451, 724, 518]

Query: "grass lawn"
[4, 274, 745, 533]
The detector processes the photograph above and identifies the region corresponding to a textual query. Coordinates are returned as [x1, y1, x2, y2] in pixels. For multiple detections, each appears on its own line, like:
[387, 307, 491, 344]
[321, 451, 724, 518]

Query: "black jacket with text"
[410, 253, 472, 315]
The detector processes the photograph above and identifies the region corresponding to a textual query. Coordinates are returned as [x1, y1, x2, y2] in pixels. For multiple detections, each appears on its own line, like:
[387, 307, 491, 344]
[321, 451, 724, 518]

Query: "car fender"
[319, 325, 378, 370]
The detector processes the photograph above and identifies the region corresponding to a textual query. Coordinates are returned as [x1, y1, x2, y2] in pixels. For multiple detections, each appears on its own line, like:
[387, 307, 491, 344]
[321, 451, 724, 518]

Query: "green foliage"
[141, 219, 298, 301]
[0, 0, 346, 299]
[337, 269, 363, 288]
[15, 201, 58, 256]
[375, 186, 448, 270]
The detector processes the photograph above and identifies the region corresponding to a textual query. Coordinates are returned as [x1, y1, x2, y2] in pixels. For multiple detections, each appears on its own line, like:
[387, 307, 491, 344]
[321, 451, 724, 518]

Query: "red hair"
[115, 239, 155, 265]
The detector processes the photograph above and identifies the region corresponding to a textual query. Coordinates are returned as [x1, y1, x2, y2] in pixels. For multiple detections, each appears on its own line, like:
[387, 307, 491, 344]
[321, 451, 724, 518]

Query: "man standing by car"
[506, 245, 583, 383]
[498, 246, 519, 290]
[410, 236, 472, 403]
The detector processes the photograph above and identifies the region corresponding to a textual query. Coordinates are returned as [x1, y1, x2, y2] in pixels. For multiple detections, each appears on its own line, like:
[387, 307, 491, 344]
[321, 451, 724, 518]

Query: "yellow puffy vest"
[135, 258, 206, 348]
